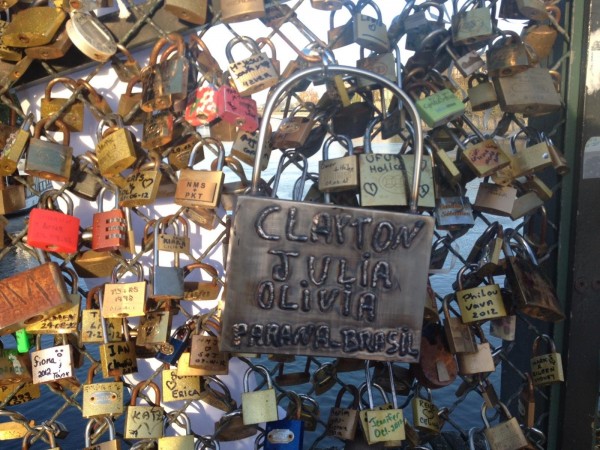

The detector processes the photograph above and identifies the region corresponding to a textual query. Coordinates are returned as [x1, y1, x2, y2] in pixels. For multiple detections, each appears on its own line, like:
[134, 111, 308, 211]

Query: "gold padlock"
[124, 381, 164, 439]
[241, 365, 278, 425]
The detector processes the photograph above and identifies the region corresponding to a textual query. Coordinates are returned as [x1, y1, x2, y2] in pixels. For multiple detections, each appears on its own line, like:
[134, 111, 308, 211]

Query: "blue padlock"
[155, 323, 191, 365]
[264, 392, 304, 450]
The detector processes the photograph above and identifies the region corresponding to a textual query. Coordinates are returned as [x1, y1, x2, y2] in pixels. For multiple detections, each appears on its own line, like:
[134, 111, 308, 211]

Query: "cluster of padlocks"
[0, 0, 570, 448]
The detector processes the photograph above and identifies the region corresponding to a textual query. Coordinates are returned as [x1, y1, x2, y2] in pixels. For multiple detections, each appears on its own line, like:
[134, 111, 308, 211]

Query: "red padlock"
[184, 85, 218, 127]
[215, 85, 245, 127]
[92, 187, 128, 252]
[27, 190, 80, 254]
[238, 96, 259, 132]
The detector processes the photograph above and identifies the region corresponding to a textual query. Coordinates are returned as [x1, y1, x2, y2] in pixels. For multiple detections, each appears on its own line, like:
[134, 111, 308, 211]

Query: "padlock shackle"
[149, 33, 185, 65]
[329, 1, 355, 28]
[225, 36, 261, 63]
[355, 0, 383, 22]
[243, 365, 273, 392]
[130, 380, 161, 406]
[34, 117, 70, 146]
[271, 150, 308, 199]
[85, 416, 116, 446]
[256, 71, 422, 211]
[44, 76, 79, 99]
[532, 333, 557, 355]
[503, 228, 538, 264]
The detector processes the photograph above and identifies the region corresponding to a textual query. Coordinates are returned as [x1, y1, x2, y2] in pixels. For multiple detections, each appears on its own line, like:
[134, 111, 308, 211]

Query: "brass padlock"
[494, 67, 562, 116]
[2, 6, 66, 48]
[327, 2, 356, 49]
[442, 294, 477, 355]
[31, 334, 75, 385]
[317, 134, 358, 194]
[78, 79, 113, 120]
[175, 140, 225, 210]
[161, 369, 202, 403]
[522, 5, 560, 60]
[482, 402, 529, 450]
[226, 36, 279, 96]
[487, 31, 532, 78]
[118, 75, 147, 125]
[0, 177, 24, 215]
[214, 409, 257, 442]
[411, 385, 440, 434]
[118, 156, 163, 207]
[457, 325, 496, 375]
[326, 384, 360, 441]
[80, 285, 123, 344]
[0, 114, 33, 176]
[455, 265, 506, 323]
[473, 182, 517, 217]
[158, 411, 196, 449]
[124, 381, 164, 439]
[452, 0, 494, 46]
[220, 0, 264, 22]
[95, 116, 137, 178]
[242, 365, 278, 425]
[530, 334, 564, 385]
[111, 43, 141, 83]
[182, 261, 222, 301]
[353, 0, 390, 53]
[82, 362, 124, 418]
[188, 320, 229, 375]
[102, 262, 147, 318]
[25, 28, 72, 60]
[40, 77, 85, 132]
[468, 73, 498, 112]
[165, 0, 208, 24]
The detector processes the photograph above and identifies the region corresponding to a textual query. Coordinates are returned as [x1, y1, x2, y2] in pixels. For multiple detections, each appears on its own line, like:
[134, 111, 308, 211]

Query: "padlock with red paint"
[215, 85, 246, 128]
[184, 85, 219, 126]
[91, 187, 128, 252]
[237, 95, 259, 132]
[27, 190, 80, 254]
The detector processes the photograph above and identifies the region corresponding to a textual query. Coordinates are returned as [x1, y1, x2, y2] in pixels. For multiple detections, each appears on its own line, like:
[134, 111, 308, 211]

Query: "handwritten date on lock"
[221, 198, 434, 361]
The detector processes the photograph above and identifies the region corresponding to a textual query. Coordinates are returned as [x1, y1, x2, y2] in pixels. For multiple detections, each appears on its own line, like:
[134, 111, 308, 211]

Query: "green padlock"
[415, 87, 465, 128]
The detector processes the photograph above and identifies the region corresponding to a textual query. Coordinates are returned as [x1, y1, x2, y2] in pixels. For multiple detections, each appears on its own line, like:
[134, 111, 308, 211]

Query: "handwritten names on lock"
[119, 169, 162, 207]
[81, 311, 124, 343]
[26, 303, 80, 334]
[457, 284, 506, 322]
[31, 344, 73, 384]
[361, 404, 405, 443]
[158, 233, 190, 253]
[413, 398, 440, 431]
[318, 156, 358, 192]
[102, 282, 147, 318]
[220, 197, 434, 361]
[161, 369, 202, 402]
[462, 140, 510, 177]
[183, 281, 221, 301]
[175, 170, 221, 209]
[229, 53, 278, 93]
[189, 335, 228, 374]
[473, 183, 517, 216]
[102, 341, 137, 377]
[531, 353, 564, 385]
[0, 350, 30, 382]
[327, 407, 358, 439]
[359, 154, 434, 208]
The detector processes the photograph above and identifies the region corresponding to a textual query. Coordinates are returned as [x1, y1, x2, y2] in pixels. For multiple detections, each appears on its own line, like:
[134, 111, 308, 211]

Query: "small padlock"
[82, 362, 124, 418]
[25, 118, 73, 182]
[118, 75, 147, 125]
[185, 84, 218, 127]
[111, 43, 141, 82]
[151, 217, 185, 300]
[220, 0, 265, 22]
[175, 140, 225, 210]
[231, 126, 272, 170]
[442, 294, 477, 354]
[40, 77, 85, 132]
[27, 190, 80, 254]
[265, 391, 305, 450]
[158, 411, 195, 449]
[92, 187, 128, 252]
[118, 156, 163, 207]
[161, 368, 202, 403]
[327, 2, 356, 49]
[143, 110, 175, 150]
[156, 323, 192, 365]
[242, 365, 279, 425]
[272, 103, 317, 150]
[136, 301, 173, 349]
[226, 36, 279, 96]
[353, 0, 390, 53]
[359, 362, 405, 445]
[78, 79, 113, 120]
[215, 85, 259, 132]
[482, 402, 529, 450]
[124, 381, 164, 440]
[98, 298, 138, 378]
[508, 128, 553, 178]
[0, 177, 25, 215]
[326, 384, 360, 441]
[411, 384, 440, 434]
[455, 265, 507, 323]
[140, 33, 189, 112]
[404, 2, 445, 52]
[412, 82, 466, 128]
[80, 285, 123, 344]
[2, 6, 66, 48]
[521, 5, 560, 59]
[452, 0, 495, 46]
[318, 134, 358, 193]
[530, 334, 564, 385]
[31, 334, 75, 385]
[457, 325, 496, 375]
[188, 316, 229, 374]
[102, 262, 147, 318]
[83, 416, 121, 449]
[487, 31, 532, 78]
[0, 114, 33, 176]
[410, 322, 458, 389]
[468, 73, 499, 112]
[68, 152, 103, 201]
[214, 409, 258, 442]
[502, 228, 565, 322]
[473, 182, 518, 217]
